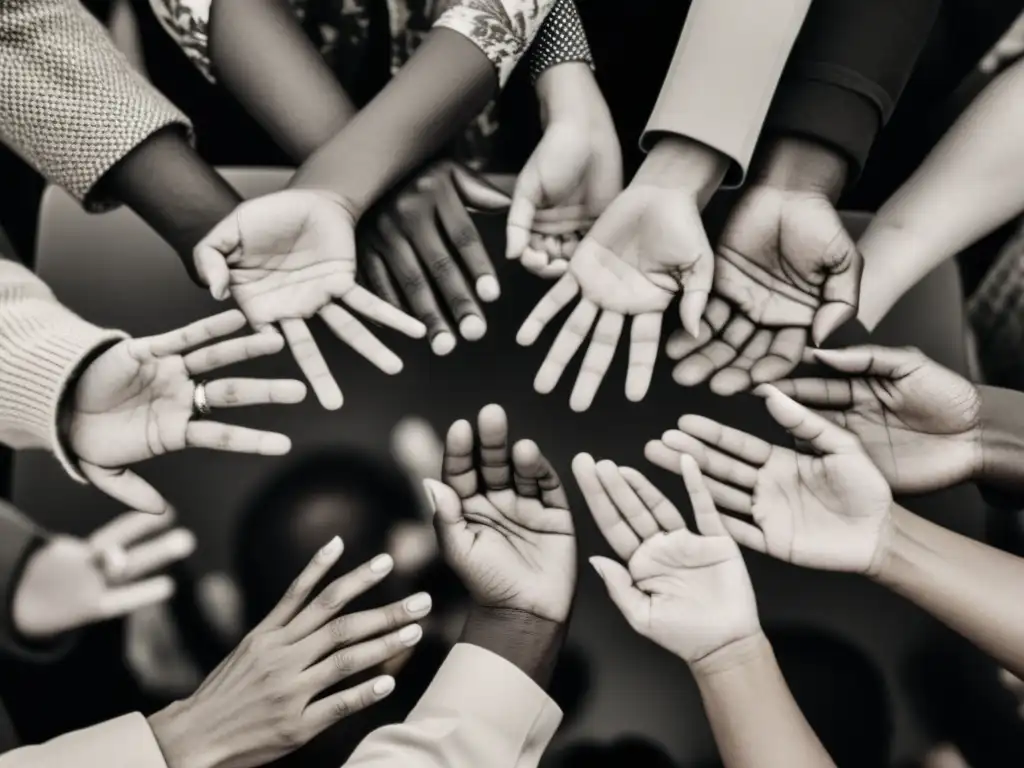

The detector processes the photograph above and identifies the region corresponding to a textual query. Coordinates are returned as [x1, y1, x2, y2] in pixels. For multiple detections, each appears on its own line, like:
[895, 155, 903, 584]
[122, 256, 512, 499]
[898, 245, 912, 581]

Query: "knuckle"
[329, 615, 352, 642]
[278, 722, 306, 748]
[447, 225, 480, 250]
[395, 193, 424, 219]
[333, 651, 357, 676]
[398, 270, 430, 293]
[414, 174, 439, 194]
[332, 697, 352, 720]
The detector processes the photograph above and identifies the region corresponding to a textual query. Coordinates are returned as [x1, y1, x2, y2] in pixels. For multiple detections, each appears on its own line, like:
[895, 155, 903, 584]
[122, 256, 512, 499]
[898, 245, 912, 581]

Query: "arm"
[641, 0, 813, 187]
[857, 58, 1024, 330]
[975, 384, 1024, 498]
[692, 635, 836, 768]
[874, 503, 1024, 678]
[0, 714, 167, 768]
[527, 0, 593, 88]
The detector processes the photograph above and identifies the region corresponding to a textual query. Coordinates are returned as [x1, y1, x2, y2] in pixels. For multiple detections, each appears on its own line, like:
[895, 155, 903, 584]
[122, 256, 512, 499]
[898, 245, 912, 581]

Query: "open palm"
[771, 346, 983, 493]
[194, 190, 426, 410]
[426, 405, 575, 622]
[517, 184, 713, 411]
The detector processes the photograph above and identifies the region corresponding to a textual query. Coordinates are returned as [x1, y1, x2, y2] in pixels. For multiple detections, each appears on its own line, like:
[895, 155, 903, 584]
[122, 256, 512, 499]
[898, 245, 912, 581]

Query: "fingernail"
[459, 316, 487, 341]
[476, 275, 500, 302]
[319, 536, 342, 559]
[421, 480, 437, 513]
[399, 624, 423, 646]
[373, 676, 396, 696]
[405, 593, 432, 614]
[588, 557, 605, 579]
[431, 332, 456, 356]
[370, 554, 394, 574]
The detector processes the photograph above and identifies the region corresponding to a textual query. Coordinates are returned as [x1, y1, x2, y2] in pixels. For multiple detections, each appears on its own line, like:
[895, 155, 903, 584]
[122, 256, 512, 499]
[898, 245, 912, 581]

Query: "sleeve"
[0, 0, 193, 212]
[148, 0, 216, 82]
[343, 643, 563, 768]
[640, 0, 813, 187]
[433, 0, 560, 88]
[0, 258, 127, 482]
[526, 0, 594, 84]
[0, 714, 167, 768]
[763, 0, 941, 179]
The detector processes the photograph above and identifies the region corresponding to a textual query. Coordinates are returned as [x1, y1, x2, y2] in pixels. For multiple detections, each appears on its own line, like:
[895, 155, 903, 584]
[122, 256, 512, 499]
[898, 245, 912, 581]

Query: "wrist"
[149, 699, 214, 768]
[688, 631, 771, 679]
[536, 62, 604, 126]
[634, 136, 727, 207]
[977, 386, 1024, 489]
[459, 605, 565, 687]
[868, 502, 915, 587]
[752, 137, 848, 204]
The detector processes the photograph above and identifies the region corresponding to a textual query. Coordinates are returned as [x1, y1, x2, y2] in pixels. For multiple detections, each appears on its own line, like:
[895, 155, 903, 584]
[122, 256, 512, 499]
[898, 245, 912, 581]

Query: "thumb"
[810, 344, 920, 378]
[679, 248, 714, 339]
[193, 212, 241, 301]
[451, 165, 512, 212]
[589, 556, 646, 625]
[422, 479, 464, 526]
[812, 244, 863, 346]
[506, 167, 542, 261]
[759, 384, 860, 455]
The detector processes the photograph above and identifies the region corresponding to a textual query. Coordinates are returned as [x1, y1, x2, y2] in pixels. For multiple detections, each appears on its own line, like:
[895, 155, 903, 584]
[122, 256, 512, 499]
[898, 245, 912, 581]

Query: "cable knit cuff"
[527, 0, 594, 84]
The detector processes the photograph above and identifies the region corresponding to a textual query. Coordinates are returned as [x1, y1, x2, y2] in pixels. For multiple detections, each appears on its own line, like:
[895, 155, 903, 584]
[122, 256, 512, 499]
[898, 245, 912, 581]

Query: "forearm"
[459, 606, 565, 689]
[857, 58, 1024, 330]
[874, 504, 1024, 677]
[208, 0, 357, 163]
[976, 385, 1024, 493]
[692, 634, 836, 768]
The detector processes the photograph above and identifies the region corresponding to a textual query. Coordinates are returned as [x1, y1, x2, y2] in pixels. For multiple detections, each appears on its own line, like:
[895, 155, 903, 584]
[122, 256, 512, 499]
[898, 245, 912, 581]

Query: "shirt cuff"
[0, 713, 168, 768]
[527, 0, 594, 84]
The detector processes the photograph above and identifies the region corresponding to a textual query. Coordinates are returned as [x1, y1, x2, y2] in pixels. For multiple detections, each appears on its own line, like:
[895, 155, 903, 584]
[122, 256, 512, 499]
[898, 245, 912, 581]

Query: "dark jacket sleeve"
[763, 0, 942, 177]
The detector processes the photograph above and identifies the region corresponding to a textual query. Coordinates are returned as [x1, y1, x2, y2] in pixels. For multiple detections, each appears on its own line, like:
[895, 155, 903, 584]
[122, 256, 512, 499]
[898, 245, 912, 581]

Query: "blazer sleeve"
[763, 0, 941, 179]
[640, 0, 813, 186]
[343, 643, 563, 768]
[0, 258, 127, 481]
[0, 0, 192, 211]
[0, 713, 167, 768]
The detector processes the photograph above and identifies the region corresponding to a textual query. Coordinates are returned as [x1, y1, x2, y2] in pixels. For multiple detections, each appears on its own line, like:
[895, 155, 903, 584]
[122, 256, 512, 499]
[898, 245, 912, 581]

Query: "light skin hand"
[517, 136, 726, 412]
[575, 453, 761, 665]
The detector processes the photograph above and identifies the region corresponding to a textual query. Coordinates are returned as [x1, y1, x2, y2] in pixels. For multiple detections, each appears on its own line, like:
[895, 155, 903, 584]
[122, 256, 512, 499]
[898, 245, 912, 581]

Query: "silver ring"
[192, 381, 211, 419]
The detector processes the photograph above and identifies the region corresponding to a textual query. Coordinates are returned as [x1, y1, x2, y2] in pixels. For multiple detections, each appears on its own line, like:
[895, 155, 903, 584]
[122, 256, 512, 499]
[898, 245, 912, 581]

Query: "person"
[0, 256, 306, 514]
[516, 0, 814, 412]
[572, 452, 836, 766]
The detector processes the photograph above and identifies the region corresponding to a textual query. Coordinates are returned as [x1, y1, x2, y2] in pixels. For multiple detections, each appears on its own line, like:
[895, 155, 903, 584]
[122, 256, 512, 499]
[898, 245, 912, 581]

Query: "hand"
[423, 404, 576, 622]
[194, 190, 427, 410]
[517, 138, 721, 411]
[668, 179, 861, 395]
[13, 510, 195, 640]
[574, 453, 761, 664]
[645, 385, 894, 574]
[770, 345, 983, 494]
[70, 310, 304, 513]
[147, 536, 434, 768]
[508, 65, 623, 279]
[360, 161, 511, 355]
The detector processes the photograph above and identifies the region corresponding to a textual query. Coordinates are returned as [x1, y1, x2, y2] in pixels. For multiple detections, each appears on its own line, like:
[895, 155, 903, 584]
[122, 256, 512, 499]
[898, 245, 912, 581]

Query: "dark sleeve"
[0, 502, 75, 663]
[763, 0, 942, 177]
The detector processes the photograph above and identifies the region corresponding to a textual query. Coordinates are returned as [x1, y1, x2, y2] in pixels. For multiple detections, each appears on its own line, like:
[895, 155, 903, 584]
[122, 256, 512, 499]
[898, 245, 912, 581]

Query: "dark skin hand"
[360, 161, 512, 355]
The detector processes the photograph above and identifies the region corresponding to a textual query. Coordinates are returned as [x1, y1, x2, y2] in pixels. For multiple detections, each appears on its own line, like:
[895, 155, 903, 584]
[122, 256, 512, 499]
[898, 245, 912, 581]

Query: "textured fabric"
[0, 0, 192, 211]
[0, 258, 127, 482]
[344, 643, 562, 768]
[968, 219, 1024, 390]
[641, 0, 813, 187]
[0, 713, 167, 768]
[527, 0, 593, 83]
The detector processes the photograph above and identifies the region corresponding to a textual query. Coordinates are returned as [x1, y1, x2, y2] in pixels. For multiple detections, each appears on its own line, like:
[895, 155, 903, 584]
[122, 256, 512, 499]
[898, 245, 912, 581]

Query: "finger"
[617, 467, 686, 532]
[422, 478, 466, 527]
[478, 403, 511, 491]
[203, 378, 307, 408]
[625, 312, 662, 404]
[572, 453, 641, 561]
[297, 592, 433, 665]
[301, 675, 396, 736]
[438, 173, 500, 301]
[665, 297, 730, 360]
[340, 284, 427, 340]
[89, 508, 178, 549]
[679, 455, 726, 537]
[193, 211, 241, 300]
[569, 311, 623, 412]
[185, 421, 291, 455]
[589, 557, 648, 629]
[118, 528, 197, 582]
[595, 460, 664, 541]
[676, 414, 773, 467]
[98, 575, 176, 620]
[283, 552, 396, 642]
[810, 345, 923, 378]
[521, 245, 551, 274]
[362, 248, 403, 309]
[183, 332, 285, 376]
[643, 442, 753, 515]
[144, 310, 248, 357]
[320, 303, 403, 375]
[672, 315, 753, 386]
[679, 249, 715, 338]
[257, 536, 345, 630]
[506, 172, 540, 260]
[709, 329, 772, 396]
[536, 299, 599, 396]
[758, 377, 854, 410]
[750, 328, 807, 384]
[442, 419, 478, 498]
[720, 515, 768, 553]
[533, 204, 593, 225]
[450, 164, 512, 212]
[280, 318, 343, 410]
[81, 463, 170, 516]
[661, 429, 759, 488]
[513, 439, 569, 509]
[517, 274, 580, 346]
[759, 385, 862, 454]
[813, 241, 863, 346]
[303, 624, 423, 692]
[377, 214, 457, 355]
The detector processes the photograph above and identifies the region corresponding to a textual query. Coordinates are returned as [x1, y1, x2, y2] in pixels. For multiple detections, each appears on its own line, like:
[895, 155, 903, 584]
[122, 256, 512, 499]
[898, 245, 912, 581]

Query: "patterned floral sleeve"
[432, 0, 559, 88]
[149, 0, 215, 81]
[526, 0, 594, 84]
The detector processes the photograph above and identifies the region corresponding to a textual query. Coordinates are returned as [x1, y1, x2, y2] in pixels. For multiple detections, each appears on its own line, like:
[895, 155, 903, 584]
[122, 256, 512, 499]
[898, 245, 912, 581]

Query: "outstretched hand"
[193, 190, 427, 410]
[424, 404, 576, 623]
[645, 385, 893, 574]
